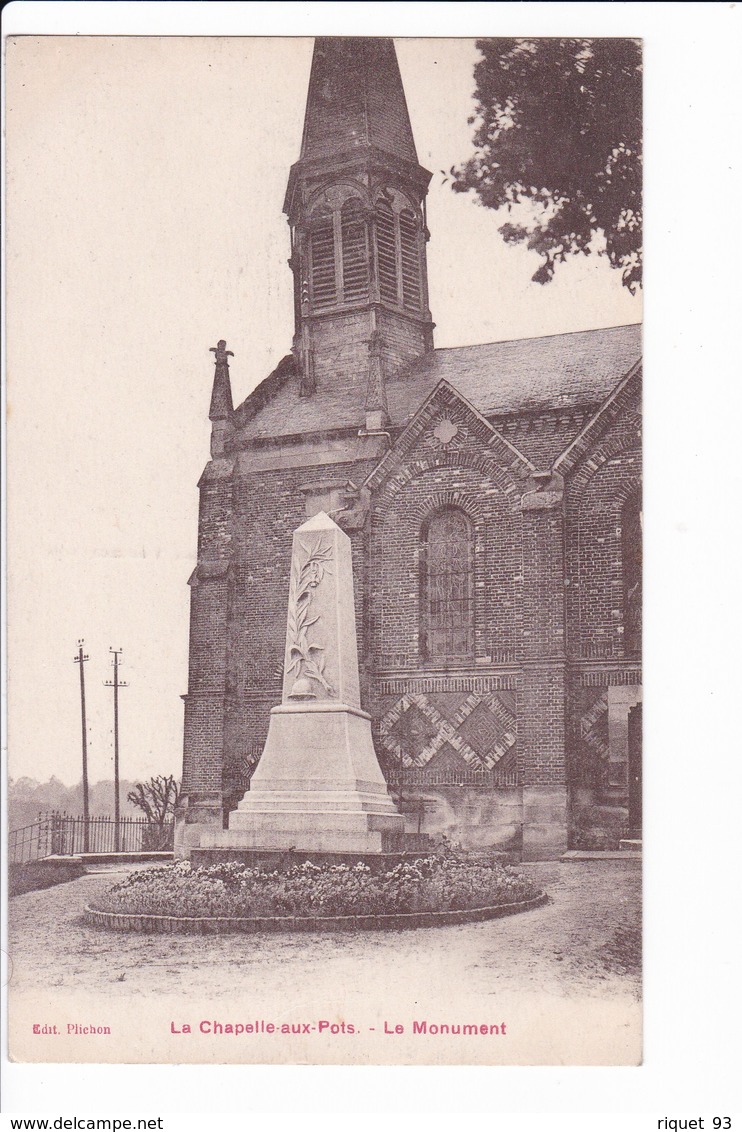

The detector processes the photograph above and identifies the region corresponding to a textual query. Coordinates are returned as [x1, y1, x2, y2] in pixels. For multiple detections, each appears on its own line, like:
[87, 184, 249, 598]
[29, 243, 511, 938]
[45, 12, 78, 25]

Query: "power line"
[73, 640, 90, 853]
[104, 648, 128, 853]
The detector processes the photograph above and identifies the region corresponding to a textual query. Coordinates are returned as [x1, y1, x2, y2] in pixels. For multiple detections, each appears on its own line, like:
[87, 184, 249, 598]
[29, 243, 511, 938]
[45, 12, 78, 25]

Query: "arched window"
[310, 216, 336, 308]
[341, 198, 369, 303]
[421, 507, 475, 660]
[622, 492, 642, 656]
[399, 208, 422, 309]
[375, 199, 398, 304]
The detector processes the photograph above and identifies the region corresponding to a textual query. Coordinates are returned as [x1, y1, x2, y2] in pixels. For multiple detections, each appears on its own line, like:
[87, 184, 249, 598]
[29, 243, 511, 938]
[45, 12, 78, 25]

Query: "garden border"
[85, 893, 548, 933]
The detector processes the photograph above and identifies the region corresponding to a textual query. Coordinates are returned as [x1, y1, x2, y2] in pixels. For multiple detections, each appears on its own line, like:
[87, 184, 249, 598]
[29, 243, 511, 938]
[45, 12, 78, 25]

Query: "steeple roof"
[299, 38, 418, 164]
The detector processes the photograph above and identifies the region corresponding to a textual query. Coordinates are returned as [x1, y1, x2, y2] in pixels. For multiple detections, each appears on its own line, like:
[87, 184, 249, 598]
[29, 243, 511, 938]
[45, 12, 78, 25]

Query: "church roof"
[299, 38, 418, 164]
[389, 322, 641, 421]
[234, 323, 642, 441]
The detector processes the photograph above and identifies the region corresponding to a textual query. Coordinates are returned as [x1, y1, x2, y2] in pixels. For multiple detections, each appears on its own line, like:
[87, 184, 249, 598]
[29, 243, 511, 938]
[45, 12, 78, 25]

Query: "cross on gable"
[210, 340, 234, 365]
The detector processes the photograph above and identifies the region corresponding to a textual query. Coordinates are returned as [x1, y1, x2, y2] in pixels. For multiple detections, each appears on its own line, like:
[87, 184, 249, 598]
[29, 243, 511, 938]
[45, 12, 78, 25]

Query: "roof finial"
[210, 339, 234, 366]
[208, 339, 234, 423]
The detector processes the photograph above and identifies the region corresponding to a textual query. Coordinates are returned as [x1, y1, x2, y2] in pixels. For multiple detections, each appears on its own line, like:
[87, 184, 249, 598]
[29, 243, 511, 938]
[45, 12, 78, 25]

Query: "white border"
[3, 0, 741, 1119]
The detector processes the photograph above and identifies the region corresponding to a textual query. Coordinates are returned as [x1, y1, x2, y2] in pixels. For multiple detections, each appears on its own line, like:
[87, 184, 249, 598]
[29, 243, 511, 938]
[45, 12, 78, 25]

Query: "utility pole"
[73, 641, 90, 853]
[104, 648, 128, 852]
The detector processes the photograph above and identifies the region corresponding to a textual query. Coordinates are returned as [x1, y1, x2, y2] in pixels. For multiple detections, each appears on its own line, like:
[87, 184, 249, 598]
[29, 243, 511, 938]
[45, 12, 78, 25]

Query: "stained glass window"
[422, 508, 474, 659]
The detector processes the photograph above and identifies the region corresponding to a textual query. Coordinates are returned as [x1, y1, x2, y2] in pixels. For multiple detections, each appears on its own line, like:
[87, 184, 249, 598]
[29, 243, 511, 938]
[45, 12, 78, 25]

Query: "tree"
[127, 775, 181, 826]
[451, 38, 642, 291]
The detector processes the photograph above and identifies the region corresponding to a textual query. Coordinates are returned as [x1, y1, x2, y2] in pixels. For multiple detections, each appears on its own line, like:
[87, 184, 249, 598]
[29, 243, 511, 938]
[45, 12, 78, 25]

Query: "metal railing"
[8, 811, 174, 864]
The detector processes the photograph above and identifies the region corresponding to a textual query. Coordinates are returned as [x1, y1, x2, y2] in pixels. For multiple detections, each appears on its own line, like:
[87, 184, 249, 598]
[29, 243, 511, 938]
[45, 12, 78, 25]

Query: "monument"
[197, 512, 405, 856]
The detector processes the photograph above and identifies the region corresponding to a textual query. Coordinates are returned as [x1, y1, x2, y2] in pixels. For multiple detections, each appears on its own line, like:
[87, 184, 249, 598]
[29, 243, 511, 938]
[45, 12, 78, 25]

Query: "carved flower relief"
[426, 415, 469, 450]
[286, 536, 336, 700]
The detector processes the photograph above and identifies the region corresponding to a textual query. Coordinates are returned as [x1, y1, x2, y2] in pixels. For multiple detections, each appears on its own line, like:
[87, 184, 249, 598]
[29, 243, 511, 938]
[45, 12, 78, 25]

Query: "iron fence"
[8, 811, 174, 864]
[8, 819, 50, 864]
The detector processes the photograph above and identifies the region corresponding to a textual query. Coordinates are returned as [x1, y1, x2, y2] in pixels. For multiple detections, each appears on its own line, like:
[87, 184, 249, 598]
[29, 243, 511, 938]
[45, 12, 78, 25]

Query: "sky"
[7, 35, 641, 787]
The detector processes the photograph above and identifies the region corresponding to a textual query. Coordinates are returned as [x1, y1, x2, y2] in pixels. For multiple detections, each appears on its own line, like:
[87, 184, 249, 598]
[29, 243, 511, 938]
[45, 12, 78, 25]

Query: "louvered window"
[310, 221, 337, 308]
[341, 199, 369, 303]
[421, 508, 475, 660]
[399, 209, 421, 309]
[375, 200, 398, 305]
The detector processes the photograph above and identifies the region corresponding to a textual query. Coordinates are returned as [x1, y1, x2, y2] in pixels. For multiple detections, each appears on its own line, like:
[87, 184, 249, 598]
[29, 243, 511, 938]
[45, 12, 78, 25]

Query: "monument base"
[202, 700, 405, 856]
[189, 843, 434, 872]
[173, 791, 223, 858]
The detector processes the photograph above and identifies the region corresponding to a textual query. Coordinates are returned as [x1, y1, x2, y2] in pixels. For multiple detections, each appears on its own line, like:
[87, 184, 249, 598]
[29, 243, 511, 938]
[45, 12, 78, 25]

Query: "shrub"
[91, 849, 541, 920]
[9, 861, 85, 897]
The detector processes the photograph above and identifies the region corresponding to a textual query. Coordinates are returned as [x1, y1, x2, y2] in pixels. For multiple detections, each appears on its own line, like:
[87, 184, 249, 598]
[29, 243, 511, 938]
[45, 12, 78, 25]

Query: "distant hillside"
[8, 776, 145, 831]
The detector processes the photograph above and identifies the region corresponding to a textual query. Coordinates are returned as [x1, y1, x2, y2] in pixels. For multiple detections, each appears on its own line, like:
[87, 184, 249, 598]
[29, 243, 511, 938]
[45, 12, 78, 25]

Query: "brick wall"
[181, 465, 233, 818]
[493, 409, 592, 471]
[307, 307, 432, 398]
[368, 464, 523, 667]
[197, 474, 232, 559]
[377, 308, 432, 375]
[311, 311, 372, 389]
[182, 368, 641, 849]
[564, 401, 642, 660]
[562, 394, 642, 842]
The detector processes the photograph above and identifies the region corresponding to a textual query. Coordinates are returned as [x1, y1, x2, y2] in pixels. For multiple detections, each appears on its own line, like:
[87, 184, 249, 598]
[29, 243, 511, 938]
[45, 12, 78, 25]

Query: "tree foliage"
[451, 38, 642, 291]
[127, 775, 181, 825]
[8, 776, 142, 831]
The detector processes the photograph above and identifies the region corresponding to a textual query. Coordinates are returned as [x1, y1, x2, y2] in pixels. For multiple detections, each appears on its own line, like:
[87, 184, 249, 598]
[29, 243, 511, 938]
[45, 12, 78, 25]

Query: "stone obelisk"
[208, 512, 404, 854]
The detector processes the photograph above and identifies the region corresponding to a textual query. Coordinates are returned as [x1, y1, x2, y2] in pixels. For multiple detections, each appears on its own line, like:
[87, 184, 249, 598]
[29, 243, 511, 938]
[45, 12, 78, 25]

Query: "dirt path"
[8, 861, 640, 1003]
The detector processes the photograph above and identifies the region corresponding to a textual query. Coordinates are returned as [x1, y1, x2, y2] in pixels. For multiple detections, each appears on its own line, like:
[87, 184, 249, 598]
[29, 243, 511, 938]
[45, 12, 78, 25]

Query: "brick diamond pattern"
[433, 691, 471, 716]
[460, 702, 505, 757]
[380, 690, 516, 772]
[581, 692, 608, 756]
[579, 691, 609, 788]
[425, 741, 464, 775]
[386, 703, 438, 762]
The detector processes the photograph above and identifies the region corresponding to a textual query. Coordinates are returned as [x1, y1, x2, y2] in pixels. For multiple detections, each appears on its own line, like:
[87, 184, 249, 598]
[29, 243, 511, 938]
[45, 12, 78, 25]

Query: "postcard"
[6, 32, 643, 1067]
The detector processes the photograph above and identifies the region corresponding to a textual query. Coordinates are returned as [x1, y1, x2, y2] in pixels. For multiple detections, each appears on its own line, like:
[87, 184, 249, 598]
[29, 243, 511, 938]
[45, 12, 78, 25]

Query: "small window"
[421, 507, 475, 660]
[341, 199, 369, 303]
[310, 220, 336, 308]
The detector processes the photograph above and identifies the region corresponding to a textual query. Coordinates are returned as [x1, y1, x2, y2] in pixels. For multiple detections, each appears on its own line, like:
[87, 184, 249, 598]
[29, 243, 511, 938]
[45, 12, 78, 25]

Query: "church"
[176, 37, 642, 861]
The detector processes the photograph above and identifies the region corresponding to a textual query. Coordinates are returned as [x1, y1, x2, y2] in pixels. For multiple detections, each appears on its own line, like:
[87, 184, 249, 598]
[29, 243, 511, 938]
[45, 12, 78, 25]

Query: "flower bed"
[88, 852, 544, 929]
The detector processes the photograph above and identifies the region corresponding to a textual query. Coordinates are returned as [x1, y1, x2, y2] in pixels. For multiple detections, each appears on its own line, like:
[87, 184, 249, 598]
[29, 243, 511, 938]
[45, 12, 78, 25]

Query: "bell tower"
[284, 37, 434, 427]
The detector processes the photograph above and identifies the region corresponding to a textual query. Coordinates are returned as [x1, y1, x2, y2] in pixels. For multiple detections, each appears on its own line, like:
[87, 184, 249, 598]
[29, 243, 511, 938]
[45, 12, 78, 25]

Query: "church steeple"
[284, 37, 434, 426]
[298, 38, 419, 165]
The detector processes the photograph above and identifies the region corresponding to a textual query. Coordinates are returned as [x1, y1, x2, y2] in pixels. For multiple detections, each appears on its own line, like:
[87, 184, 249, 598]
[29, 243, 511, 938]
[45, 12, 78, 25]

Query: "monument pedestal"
[200, 701, 404, 854]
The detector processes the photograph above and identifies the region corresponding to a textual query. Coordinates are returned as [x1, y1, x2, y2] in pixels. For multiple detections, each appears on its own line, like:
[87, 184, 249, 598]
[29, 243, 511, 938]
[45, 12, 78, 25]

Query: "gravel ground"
[8, 860, 641, 1003]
